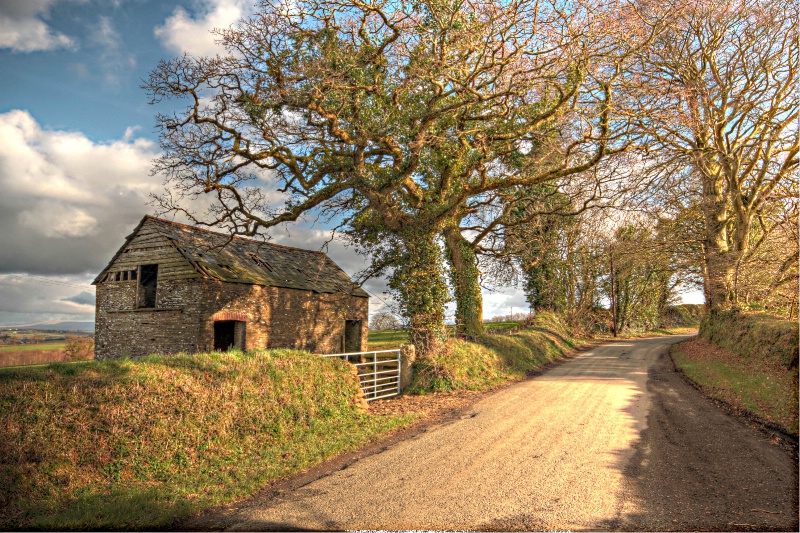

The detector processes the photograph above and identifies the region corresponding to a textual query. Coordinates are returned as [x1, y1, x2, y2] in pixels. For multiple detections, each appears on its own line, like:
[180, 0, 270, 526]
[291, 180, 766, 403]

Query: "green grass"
[367, 329, 409, 349]
[0, 342, 66, 353]
[371, 313, 694, 394]
[484, 321, 521, 332]
[672, 338, 798, 437]
[700, 310, 798, 369]
[367, 322, 523, 350]
[408, 312, 585, 393]
[0, 350, 416, 530]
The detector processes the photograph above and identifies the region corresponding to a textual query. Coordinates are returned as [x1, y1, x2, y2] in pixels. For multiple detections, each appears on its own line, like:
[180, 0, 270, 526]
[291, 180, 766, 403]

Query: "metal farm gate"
[323, 349, 401, 401]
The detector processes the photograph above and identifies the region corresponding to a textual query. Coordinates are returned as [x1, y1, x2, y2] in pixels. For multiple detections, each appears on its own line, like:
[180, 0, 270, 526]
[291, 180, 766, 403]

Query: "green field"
[0, 342, 66, 353]
[367, 329, 408, 349]
[367, 322, 521, 349]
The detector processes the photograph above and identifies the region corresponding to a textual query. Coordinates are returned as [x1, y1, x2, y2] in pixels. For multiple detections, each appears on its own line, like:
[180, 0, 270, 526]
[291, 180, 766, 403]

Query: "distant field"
[367, 322, 522, 349]
[367, 329, 408, 349]
[0, 342, 66, 353]
[485, 321, 522, 332]
[0, 342, 93, 367]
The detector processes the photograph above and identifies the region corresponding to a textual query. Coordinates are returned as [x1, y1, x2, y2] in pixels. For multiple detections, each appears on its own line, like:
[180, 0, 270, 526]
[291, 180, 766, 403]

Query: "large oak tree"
[146, 0, 639, 353]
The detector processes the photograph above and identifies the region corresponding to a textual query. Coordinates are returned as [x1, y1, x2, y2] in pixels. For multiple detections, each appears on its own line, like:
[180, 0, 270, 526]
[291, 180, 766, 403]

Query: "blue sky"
[0, 0, 537, 328]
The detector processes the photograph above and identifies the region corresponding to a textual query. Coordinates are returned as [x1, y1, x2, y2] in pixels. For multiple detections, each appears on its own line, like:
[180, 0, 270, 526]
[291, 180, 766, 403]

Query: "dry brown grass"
[0, 348, 92, 368]
[0, 349, 415, 530]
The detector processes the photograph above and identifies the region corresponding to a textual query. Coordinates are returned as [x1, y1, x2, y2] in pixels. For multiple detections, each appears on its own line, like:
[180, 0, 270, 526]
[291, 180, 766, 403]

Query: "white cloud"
[0, 0, 74, 52]
[482, 288, 530, 319]
[18, 203, 98, 238]
[155, 0, 255, 56]
[0, 273, 96, 326]
[0, 109, 164, 275]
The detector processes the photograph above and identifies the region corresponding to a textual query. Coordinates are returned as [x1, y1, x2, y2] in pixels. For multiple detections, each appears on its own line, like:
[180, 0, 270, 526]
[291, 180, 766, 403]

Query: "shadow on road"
[608, 348, 799, 531]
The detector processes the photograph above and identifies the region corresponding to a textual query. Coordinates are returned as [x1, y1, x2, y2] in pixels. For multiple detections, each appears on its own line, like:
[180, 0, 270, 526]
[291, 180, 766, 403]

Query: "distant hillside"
[0, 321, 94, 332]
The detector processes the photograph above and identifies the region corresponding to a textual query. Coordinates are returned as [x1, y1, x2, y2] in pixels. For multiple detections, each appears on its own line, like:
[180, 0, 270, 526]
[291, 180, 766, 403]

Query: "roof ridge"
[144, 215, 326, 255]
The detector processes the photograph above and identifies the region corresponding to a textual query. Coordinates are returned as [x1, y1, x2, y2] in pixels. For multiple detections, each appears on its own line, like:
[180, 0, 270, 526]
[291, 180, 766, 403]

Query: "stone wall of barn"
[94, 277, 368, 359]
[195, 281, 368, 354]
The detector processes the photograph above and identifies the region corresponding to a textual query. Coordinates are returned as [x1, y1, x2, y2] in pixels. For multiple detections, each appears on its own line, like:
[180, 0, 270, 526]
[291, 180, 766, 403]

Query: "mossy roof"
[94, 215, 369, 298]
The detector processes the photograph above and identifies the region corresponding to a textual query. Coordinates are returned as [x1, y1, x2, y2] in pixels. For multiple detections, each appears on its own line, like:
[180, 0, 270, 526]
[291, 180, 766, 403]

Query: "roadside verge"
[670, 337, 798, 454]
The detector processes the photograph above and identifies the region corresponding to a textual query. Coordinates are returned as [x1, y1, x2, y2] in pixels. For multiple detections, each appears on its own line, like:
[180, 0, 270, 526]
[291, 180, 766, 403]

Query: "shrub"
[64, 335, 94, 361]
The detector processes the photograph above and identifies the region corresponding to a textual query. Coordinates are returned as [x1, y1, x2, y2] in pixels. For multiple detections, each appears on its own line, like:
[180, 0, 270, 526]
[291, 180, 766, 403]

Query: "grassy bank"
[406, 311, 697, 394]
[0, 350, 415, 530]
[700, 310, 799, 369]
[367, 321, 524, 350]
[672, 337, 798, 437]
[409, 313, 585, 393]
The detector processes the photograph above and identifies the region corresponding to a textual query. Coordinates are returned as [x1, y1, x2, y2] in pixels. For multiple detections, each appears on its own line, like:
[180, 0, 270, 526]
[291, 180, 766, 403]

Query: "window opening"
[139, 264, 158, 308]
[106, 269, 138, 283]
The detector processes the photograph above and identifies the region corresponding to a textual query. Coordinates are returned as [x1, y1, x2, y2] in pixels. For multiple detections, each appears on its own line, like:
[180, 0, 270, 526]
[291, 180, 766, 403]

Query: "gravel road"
[185, 334, 798, 531]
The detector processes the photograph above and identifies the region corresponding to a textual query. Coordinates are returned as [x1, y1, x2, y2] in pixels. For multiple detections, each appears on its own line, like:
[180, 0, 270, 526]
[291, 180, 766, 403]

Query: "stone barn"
[93, 215, 369, 359]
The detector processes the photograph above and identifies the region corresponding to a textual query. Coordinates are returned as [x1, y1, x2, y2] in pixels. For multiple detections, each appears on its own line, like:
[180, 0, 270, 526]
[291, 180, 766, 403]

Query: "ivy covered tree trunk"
[443, 225, 484, 337]
[390, 230, 449, 355]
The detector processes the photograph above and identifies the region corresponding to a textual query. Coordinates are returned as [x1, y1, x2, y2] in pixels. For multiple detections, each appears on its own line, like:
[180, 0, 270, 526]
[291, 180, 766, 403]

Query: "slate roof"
[95, 215, 369, 298]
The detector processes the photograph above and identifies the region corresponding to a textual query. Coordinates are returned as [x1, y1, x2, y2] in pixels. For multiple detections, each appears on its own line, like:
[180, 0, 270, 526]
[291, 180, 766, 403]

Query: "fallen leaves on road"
[367, 388, 498, 419]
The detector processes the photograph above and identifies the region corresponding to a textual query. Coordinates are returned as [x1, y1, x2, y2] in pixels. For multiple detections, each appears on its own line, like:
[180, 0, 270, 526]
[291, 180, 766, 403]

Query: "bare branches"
[626, 0, 798, 310]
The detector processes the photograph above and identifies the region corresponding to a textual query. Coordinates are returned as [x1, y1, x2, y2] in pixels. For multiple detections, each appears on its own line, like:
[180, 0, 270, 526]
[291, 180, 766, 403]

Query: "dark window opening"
[139, 264, 158, 308]
[214, 320, 246, 351]
[106, 269, 138, 283]
[344, 320, 362, 353]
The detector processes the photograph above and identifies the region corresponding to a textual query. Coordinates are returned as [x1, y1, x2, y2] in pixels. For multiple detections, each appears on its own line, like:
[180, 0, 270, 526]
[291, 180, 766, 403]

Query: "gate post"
[399, 344, 416, 391]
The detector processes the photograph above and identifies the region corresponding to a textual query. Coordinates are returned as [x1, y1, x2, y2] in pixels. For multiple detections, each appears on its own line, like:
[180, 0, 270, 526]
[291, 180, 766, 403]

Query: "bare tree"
[370, 312, 402, 331]
[629, 0, 798, 311]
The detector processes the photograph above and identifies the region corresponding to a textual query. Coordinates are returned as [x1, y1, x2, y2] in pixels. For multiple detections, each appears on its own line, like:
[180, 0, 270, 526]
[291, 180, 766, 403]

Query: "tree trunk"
[443, 225, 484, 337]
[701, 172, 737, 311]
[390, 230, 449, 355]
[609, 249, 617, 337]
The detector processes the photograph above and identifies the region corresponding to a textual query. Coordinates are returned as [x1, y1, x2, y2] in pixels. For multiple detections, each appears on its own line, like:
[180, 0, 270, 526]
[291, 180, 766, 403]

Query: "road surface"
[185, 334, 798, 531]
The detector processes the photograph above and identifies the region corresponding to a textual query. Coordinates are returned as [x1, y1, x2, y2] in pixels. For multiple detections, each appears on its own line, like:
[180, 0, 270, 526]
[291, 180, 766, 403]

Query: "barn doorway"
[214, 320, 246, 351]
[344, 320, 362, 352]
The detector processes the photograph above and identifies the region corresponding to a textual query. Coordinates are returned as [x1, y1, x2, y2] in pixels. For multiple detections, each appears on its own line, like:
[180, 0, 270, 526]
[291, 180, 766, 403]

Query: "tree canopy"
[147, 0, 644, 353]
